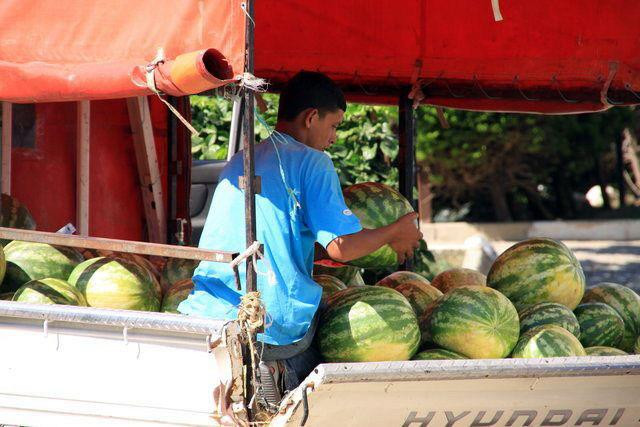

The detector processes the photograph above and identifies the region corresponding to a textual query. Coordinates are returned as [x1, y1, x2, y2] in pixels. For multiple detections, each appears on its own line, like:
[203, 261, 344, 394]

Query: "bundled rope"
[238, 291, 266, 333]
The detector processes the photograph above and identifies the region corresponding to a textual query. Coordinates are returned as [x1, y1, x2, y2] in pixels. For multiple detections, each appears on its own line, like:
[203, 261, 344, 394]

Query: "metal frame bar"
[397, 87, 417, 270]
[76, 100, 90, 236]
[1, 101, 12, 194]
[0, 227, 235, 262]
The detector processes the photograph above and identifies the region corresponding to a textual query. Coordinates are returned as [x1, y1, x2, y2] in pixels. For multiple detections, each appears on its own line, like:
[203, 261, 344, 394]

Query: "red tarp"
[2, 1, 639, 112]
[0, 0, 246, 103]
[255, 0, 640, 112]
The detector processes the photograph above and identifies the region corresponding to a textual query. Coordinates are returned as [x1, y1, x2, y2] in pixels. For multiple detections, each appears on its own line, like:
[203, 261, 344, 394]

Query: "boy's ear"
[303, 108, 319, 128]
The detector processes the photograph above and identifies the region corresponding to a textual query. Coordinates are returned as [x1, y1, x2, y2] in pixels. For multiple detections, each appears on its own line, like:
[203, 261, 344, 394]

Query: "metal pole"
[241, 0, 259, 418]
[243, 0, 257, 294]
[398, 87, 417, 270]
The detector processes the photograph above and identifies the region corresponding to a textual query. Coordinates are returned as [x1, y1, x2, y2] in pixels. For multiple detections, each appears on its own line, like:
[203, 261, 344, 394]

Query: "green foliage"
[190, 94, 636, 221]
[328, 104, 399, 187]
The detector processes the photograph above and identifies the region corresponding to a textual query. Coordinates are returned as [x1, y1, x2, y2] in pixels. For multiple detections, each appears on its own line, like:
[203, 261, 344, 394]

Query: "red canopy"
[0, 0, 246, 103]
[254, 0, 640, 113]
[1, 0, 639, 112]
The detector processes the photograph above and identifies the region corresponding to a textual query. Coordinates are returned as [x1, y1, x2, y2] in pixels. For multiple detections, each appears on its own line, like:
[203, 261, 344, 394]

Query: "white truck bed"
[1, 299, 639, 427]
[274, 357, 640, 426]
[0, 301, 245, 426]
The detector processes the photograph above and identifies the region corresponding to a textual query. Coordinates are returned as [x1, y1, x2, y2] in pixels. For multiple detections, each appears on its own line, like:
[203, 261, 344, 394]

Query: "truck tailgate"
[0, 301, 245, 426]
[272, 357, 640, 427]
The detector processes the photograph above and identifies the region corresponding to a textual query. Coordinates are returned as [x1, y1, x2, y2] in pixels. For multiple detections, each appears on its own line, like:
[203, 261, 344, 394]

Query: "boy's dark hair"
[277, 71, 347, 121]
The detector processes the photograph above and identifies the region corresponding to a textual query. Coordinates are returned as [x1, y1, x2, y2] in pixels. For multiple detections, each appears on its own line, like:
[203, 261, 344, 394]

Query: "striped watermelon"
[0, 194, 36, 246]
[13, 278, 87, 306]
[3, 241, 84, 293]
[314, 274, 347, 304]
[161, 279, 194, 313]
[574, 303, 624, 348]
[585, 346, 628, 356]
[342, 182, 414, 269]
[412, 348, 467, 360]
[314, 259, 365, 287]
[375, 271, 431, 289]
[487, 238, 585, 310]
[82, 249, 163, 292]
[429, 286, 519, 359]
[512, 325, 586, 358]
[161, 257, 199, 293]
[376, 271, 442, 344]
[68, 257, 161, 311]
[581, 283, 640, 352]
[518, 302, 580, 338]
[317, 286, 420, 362]
[431, 268, 486, 293]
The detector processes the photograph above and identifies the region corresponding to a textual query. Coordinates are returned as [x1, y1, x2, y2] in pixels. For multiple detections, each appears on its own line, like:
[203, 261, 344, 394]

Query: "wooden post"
[1, 102, 12, 195]
[76, 101, 90, 235]
[127, 97, 167, 244]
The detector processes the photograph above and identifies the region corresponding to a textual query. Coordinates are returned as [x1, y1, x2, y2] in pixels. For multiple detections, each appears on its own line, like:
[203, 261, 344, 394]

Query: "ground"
[494, 240, 640, 292]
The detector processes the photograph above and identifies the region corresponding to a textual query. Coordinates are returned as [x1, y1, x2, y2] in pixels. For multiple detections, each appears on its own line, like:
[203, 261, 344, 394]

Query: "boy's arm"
[326, 212, 422, 264]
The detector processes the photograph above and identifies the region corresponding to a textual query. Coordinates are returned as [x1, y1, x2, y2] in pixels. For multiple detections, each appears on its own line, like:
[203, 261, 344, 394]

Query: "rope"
[238, 291, 266, 332]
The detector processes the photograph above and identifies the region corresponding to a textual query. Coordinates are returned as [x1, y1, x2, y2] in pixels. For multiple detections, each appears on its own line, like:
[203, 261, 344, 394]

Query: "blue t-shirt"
[178, 133, 362, 345]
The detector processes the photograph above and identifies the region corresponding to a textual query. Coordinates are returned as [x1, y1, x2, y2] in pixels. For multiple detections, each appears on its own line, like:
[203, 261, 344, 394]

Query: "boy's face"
[306, 109, 344, 151]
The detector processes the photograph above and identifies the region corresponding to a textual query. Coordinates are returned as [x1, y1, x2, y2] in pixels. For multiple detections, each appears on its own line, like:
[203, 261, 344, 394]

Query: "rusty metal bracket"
[239, 175, 261, 194]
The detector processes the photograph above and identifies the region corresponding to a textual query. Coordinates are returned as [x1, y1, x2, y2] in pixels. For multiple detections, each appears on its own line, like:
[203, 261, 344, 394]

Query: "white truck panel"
[274, 357, 640, 427]
[0, 301, 244, 426]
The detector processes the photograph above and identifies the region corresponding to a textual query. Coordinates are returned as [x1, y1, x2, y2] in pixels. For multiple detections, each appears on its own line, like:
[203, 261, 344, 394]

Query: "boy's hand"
[388, 212, 422, 264]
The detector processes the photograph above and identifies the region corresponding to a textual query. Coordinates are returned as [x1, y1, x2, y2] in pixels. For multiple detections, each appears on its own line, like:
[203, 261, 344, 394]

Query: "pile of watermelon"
[313, 182, 640, 362]
[0, 242, 197, 314]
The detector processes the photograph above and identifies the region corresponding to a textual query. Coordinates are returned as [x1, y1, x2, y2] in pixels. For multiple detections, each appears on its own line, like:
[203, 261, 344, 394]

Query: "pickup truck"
[0, 298, 638, 426]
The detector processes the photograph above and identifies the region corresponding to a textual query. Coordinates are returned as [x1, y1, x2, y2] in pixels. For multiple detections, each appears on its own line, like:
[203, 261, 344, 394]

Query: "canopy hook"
[513, 75, 540, 101]
[551, 75, 580, 103]
[473, 74, 502, 100]
[598, 62, 624, 106]
[625, 83, 640, 101]
[442, 79, 465, 98]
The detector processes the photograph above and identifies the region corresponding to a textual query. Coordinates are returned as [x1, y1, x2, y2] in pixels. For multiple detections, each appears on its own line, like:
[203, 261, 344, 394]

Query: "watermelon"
[12, 278, 87, 306]
[518, 302, 580, 338]
[585, 346, 628, 356]
[376, 271, 442, 344]
[581, 283, 640, 352]
[431, 268, 486, 293]
[429, 286, 519, 359]
[0, 244, 5, 284]
[314, 274, 347, 304]
[574, 302, 624, 348]
[161, 257, 199, 293]
[342, 182, 414, 269]
[314, 259, 365, 286]
[83, 250, 163, 290]
[376, 271, 431, 289]
[161, 278, 194, 313]
[412, 348, 467, 360]
[3, 241, 84, 292]
[635, 336, 640, 354]
[68, 257, 161, 311]
[0, 194, 37, 246]
[317, 286, 420, 362]
[487, 238, 585, 310]
[512, 325, 586, 358]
